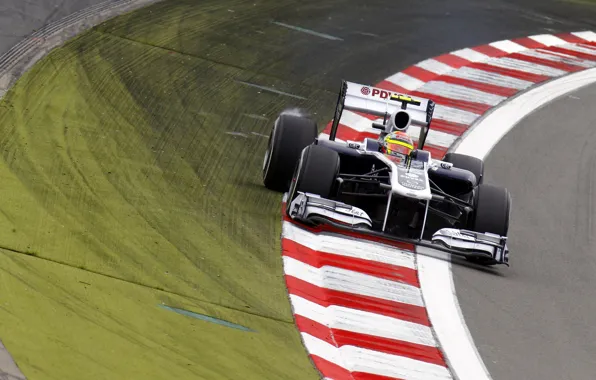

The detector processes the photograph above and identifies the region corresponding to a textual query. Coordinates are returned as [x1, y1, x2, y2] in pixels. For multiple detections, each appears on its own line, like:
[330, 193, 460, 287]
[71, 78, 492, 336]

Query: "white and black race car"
[262, 80, 511, 266]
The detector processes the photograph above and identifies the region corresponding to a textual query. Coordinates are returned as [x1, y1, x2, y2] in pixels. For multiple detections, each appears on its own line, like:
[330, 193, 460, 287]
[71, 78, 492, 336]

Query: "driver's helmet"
[381, 131, 414, 157]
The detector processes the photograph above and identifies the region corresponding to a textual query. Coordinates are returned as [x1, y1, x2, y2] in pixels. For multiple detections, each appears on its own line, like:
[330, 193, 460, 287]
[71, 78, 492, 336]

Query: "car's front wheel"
[287, 144, 340, 208]
[443, 152, 484, 185]
[262, 112, 318, 192]
[467, 184, 511, 265]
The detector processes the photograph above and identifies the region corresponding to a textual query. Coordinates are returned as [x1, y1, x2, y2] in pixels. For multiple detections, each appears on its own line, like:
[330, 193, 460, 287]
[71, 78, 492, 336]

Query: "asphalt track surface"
[453, 82, 596, 380]
[1, 0, 596, 379]
[0, 0, 112, 56]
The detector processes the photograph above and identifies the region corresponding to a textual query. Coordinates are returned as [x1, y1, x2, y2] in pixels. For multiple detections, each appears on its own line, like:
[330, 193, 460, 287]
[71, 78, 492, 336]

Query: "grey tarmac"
[453, 82, 596, 380]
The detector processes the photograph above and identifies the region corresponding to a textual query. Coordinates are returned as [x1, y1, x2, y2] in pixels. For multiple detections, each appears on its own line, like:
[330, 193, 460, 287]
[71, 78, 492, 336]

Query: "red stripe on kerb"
[284, 276, 431, 326]
[352, 372, 406, 380]
[309, 355, 354, 380]
[508, 52, 585, 72]
[282, 238, 420, 287]
[295, 315, 448, 367]
[430, 119, 470, 135]
[471, 44, 509, 58]
[543, 46, 596, 60]
[557, 33, 589, 43]
[511, 37, 546, 49]
[468, 62, 550, 82]
[310, 356, 406, 380]
[376, 80, 409, 94]
[433, 75, 520, 97]
[433, 53, 470, 68]
[334, 126, 379, 142]
[401, 65, 438, 82]
[580, 42, 596, 50]
[416, 142, 447, 159]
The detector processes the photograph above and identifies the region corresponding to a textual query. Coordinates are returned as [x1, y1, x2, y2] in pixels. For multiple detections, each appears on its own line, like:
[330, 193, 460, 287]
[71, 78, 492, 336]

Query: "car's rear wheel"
[287, 144, 340, 205]
[468, 184, 511, 265]
[443, 152, 484, 185]
[262, 112, 318, 192]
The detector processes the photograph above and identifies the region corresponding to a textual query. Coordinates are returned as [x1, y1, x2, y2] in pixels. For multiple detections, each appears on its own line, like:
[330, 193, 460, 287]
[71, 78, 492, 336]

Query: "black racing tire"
[472, 184, 511, 236]
[262, 112, 318, 192]
[443, 152, 484, 185]
[288, 144, 340, 202]
[467, 184, 511, 265]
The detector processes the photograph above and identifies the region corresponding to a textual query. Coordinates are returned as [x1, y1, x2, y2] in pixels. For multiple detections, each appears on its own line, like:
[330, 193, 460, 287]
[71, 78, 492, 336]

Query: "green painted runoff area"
[0, 0, 339, 379]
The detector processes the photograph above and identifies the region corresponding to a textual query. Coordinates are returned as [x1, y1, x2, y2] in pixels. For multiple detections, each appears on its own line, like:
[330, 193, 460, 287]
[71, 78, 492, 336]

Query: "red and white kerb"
[282, 31, 596, 380]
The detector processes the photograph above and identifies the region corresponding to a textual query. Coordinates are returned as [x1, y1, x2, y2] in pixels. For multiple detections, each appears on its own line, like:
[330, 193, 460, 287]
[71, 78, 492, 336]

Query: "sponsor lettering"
[371, 88, 391, 99]
[352, 209, 366, 217]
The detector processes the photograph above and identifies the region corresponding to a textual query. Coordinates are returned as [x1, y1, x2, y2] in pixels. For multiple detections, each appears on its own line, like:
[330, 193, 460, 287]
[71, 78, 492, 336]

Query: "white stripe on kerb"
[418, 81, 507, 106]
[301, 333, 347, 370]
[446, 67, 533, 90]
[301, 334, 453, 380]
[529, 34, 567, 46]
[450, 48, 489, 63]
[385, 72, 426, 91]
[289, 295, 438, 347]
[416, 59, 454, 75]
[318, 133, 344, 142]
[433, 104, 480, 125]
[283, 256, 425, 307]
[572, 31, 596, 42]
[519, 49, 596, 68]
[485, 56, 568, 76]
[338, 110, 377, 132]
[489, 39, 527, 53]
[282, 222, 416, 269]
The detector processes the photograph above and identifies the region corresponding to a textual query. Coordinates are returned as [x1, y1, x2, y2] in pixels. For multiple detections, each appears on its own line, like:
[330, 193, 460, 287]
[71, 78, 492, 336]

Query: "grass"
[0, 0, 341, 378]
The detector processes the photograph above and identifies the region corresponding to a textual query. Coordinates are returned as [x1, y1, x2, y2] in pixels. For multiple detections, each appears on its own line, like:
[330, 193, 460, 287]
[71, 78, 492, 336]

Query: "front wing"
[287, 192, 509, 266]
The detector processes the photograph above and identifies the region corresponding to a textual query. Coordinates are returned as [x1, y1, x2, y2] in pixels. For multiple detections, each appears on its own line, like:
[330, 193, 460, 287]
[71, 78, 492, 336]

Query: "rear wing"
[329, 80, 436, 149]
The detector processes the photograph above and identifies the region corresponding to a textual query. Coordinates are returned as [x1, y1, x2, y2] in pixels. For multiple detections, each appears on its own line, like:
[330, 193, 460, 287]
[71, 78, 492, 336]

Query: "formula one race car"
[262, 80, 511, 266]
